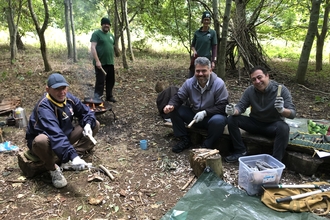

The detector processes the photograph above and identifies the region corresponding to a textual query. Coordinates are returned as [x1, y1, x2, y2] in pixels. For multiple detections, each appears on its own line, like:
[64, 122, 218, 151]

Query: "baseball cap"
[47, 73, 69, 88]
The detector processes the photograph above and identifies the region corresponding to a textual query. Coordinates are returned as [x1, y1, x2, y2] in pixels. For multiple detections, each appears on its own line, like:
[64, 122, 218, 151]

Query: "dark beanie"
[201, 11, 211, 22]
[101, 17, 111, 25]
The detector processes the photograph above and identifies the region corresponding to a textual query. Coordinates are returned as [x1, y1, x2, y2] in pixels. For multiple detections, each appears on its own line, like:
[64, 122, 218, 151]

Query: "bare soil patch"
[0, 48, 330, 219]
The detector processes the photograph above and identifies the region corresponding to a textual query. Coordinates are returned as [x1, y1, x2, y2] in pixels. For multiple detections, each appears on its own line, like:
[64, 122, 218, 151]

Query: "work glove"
[274, 97, 284, 113]
[83, 124, 92, 137]
[72, 156, 89, 171]
[194, 110, 207, 123]
[225, 104, 235, 116]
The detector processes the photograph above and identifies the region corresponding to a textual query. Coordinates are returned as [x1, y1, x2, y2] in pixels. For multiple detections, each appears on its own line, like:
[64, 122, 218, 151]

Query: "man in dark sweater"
[225, 66, 296, 162]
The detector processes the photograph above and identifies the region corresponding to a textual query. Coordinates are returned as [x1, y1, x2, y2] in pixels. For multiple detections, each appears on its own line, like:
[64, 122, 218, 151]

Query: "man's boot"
[172, 136, 191, 153]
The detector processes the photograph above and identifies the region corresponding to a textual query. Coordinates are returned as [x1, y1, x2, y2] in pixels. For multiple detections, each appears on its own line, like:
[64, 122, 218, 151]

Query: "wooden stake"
[181, 176, 195, 191]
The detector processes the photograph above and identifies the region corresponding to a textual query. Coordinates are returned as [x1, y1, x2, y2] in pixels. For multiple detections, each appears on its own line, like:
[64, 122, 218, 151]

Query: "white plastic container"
[238, 154, 285, 195]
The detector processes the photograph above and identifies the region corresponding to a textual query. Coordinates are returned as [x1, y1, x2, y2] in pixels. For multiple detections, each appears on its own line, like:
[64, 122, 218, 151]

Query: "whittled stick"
[277, 85, 282, 97]
[187, 119, 196, 128]
[99, 165, 115, 180]
[100, 67, 107, 75]
[87, 134, 97, 145]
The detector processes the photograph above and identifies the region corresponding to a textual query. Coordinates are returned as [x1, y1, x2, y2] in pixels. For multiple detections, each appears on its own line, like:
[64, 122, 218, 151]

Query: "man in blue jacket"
[163, 57, 229, 153]
[26, 73, 100, 188]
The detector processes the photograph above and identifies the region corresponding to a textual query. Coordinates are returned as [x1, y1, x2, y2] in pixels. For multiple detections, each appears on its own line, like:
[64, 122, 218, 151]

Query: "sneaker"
[172, 136, 191, 153]
[224, 151, 247, 163]
[49, 164, 67, 188]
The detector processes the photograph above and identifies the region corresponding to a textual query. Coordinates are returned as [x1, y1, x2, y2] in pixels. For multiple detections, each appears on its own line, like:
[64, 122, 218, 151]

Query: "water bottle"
[13, 107, 28, 128]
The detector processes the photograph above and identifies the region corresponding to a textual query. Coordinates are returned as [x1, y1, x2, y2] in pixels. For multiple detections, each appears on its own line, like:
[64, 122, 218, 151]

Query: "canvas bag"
[261, 182, 330, 216]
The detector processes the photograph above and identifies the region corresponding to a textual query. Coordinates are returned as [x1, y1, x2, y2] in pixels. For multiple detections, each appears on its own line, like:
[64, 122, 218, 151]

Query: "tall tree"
[64, 0, 73, 59]
[5, 0, 23, 64]
[315, 0, 329, 71]
[69, 0, 77, 62]
[218, 0, 232, 79]
[296, 0, 321, 83]
[27, 0, 52, 71]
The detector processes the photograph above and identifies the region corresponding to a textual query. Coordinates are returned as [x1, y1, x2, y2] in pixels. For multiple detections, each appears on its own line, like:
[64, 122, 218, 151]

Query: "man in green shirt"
[90, 17, 116, 103]
[189, 11, 218, 78]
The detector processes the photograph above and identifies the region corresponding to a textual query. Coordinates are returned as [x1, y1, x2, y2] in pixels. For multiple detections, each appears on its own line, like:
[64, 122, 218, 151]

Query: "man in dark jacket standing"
[163, 57, 229, 153]
[26, 73, 100, 188]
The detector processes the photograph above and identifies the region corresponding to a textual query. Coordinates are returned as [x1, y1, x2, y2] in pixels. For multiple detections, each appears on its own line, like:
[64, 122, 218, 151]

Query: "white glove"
[83, 124, 92, 137]
[274, 97, 284, 113]
[225, 104, 235, 116]
[72, 156, 89, 171]
[193, 110, 207, 123]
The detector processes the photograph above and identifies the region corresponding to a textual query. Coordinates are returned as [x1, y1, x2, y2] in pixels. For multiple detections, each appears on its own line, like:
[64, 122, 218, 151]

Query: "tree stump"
[188, 148, 223, 178]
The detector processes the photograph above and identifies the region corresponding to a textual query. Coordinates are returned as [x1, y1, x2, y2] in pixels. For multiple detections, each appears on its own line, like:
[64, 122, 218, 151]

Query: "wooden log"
[206, 155, 223, 178]
[188, 149, 222, 178]
[17, 152, 47, 178]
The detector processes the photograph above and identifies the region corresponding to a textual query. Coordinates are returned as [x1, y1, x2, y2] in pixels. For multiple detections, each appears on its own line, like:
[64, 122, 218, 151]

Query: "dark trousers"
[170, 105, 227, 149]
[227, 115, 289, 161]
[94, 65, 115, 100]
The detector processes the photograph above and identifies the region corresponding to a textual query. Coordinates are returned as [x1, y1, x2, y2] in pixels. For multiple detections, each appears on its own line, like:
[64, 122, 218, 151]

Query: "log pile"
[0, 97, 21, 115]
[188, 148, 223, 178]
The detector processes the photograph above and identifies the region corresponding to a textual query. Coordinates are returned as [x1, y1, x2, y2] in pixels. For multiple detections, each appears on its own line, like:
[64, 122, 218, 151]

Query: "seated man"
[163, 57, 229, 153]
[25, 73, 100, 188]
[225, 66, 296, 162]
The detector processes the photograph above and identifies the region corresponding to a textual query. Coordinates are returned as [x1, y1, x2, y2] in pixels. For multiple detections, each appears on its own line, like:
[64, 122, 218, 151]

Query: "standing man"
[25, 73, 100, 188]
[163, 57, 228, 153]
[224, 66, 296, 162]
[90, 17, 116, 103]
[189, 11, 218, 78]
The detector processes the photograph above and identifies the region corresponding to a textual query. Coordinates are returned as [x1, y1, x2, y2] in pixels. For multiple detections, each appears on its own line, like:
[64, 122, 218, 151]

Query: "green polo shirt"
[191, 27, 217, 61]
[90, 29, 115, 65]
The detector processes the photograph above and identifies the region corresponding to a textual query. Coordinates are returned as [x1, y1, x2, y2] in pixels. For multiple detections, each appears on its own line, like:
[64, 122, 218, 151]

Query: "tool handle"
[277, 85, 282, 97]
[276, 196, 292, 203]
[276, 189, 324, 203]
[187, 119, 196, 128]
[263, 184, 319, 189]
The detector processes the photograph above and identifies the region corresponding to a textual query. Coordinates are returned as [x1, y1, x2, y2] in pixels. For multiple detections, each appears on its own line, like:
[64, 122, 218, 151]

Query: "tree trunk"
[315, 0, 329, 72]
[69, 0, 77, 62]
[64, 0, 73, 59]
[27, 0, 52, 72]
[16, 32, 25, 50]
[296, 0, 321, 84]
[212, 0, 220, 77]
[119, 0, 128, 69]
[114, 0, 121, 57]
[123, 0, 134, 61]
[6, 6, 17, 64]
[6, 0, 23, 64]
[218, 0, 232, 80]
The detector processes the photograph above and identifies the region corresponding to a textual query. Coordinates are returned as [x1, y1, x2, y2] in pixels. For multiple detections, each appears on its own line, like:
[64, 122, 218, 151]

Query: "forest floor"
[0, 47, 330, 219]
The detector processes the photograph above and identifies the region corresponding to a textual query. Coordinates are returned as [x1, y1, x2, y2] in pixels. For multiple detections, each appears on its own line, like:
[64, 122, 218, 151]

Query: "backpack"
[261, 182, 330, 216]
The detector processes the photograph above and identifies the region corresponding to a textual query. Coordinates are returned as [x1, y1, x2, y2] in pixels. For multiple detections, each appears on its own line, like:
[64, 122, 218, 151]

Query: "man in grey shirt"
[225, 66, 296, 162]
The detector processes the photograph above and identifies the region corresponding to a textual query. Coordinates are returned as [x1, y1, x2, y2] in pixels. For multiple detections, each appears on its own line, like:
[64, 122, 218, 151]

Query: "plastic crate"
[238, 154, 285, 195]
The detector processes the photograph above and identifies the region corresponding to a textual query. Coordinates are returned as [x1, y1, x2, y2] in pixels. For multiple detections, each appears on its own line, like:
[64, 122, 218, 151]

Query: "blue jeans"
[227, 115, 289, 160]
[170, 105, 227, 149]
